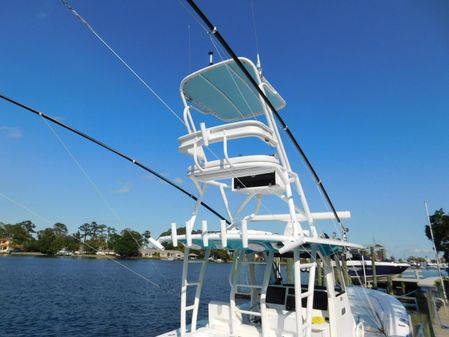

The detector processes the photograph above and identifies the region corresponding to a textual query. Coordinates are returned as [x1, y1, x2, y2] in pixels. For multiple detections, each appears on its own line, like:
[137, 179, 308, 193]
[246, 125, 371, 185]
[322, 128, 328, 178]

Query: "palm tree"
[106, 227, 116, 249]
[97, 224, 107, 248]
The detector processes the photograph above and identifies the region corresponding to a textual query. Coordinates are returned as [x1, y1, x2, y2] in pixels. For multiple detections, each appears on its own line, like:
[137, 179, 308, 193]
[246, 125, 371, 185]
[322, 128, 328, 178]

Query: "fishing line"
[61, 0, 185, 127]
[0, 191, 54, 225]
[0, 93, 230, 225]
[38, 116, 161, 279]
[40, 116, 123, 224]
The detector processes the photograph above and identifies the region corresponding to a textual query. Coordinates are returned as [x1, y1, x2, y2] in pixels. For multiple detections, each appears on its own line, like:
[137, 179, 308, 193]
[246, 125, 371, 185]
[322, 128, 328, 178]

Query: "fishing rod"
[186, 0, 345, 233]
[0, 93, 230, 225]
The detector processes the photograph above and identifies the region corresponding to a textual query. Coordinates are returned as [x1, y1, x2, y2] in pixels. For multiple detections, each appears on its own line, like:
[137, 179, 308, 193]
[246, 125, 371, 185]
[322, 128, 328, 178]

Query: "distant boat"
[346, 259, 410, 282]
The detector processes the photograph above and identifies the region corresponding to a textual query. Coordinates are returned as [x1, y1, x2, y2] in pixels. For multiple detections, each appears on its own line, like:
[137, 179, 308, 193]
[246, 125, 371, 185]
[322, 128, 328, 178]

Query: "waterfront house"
[140, 248, 184, 260]
[96, 249, 117, 256]
[0, 237, 11, 254]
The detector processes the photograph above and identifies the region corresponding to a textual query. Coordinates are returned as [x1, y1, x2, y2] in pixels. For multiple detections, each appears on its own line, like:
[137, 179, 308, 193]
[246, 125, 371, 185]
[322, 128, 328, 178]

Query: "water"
[0, 256, 231, 337]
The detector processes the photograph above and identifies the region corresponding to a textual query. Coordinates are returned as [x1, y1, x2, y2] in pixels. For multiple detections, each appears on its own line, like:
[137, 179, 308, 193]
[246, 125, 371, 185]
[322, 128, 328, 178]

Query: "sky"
[0, 0, 448, 259]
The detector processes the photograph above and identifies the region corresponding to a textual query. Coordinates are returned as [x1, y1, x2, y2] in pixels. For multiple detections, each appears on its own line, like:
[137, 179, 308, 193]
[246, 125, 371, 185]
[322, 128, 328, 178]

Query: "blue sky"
[0, 0, 448, 259]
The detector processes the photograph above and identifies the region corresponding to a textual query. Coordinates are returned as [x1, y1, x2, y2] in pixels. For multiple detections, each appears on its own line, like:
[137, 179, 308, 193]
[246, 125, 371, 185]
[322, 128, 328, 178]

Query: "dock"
[393, 276, 441, 288]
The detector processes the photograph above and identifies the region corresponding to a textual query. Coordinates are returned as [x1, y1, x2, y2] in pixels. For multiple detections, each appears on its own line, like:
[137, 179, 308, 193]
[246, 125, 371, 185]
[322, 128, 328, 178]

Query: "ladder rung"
[187, 282, 200, 286]
[185, 305, 195, 311]
[188, 260, 205, 264]
[239, 261, 267, 265]
[239, 309, 261, 317]
[236, 284, 261, 289]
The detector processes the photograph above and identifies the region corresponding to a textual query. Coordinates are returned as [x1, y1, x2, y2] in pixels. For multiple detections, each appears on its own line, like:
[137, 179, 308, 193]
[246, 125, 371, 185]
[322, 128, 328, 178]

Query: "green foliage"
[113, 229, 143, 258]
[34, 223, 76, 255]
[36, 228, 59, 255]
[211, 249, 231, 262]
[425, 208, 449, 260]
[0, 219, 160, 259]
[0, 220, 35, 247]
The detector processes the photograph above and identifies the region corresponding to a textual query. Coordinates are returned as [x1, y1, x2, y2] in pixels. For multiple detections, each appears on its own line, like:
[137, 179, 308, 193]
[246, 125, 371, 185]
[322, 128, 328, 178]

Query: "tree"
[425, 208, 449, 260]
[90, 221, 99, 240]
[113, 229, 143, 258]
[53, 223, 68, 236]
[79, 223, 91, 242]
[0, 220, 35, 247]
[97, 224, 107, 248]
[36, 228, 60, 255]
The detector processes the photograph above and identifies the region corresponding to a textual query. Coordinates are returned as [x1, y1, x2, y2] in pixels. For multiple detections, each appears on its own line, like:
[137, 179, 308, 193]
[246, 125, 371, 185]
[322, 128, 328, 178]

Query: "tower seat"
[179, 120, 277, 161]
[187, 154, 285, 183]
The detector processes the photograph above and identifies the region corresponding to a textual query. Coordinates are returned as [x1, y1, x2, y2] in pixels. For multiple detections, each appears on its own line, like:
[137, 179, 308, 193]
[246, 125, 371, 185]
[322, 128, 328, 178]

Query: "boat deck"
[157, 325, 262, 337]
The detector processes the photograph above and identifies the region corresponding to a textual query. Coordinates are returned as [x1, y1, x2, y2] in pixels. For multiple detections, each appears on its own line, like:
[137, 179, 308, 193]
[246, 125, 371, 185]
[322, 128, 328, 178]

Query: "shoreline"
[1, 252, 229, 262]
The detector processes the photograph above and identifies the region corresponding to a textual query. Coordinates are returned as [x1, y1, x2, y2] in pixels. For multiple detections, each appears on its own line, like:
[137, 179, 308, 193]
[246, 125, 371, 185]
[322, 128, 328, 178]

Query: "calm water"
[0, 256, 231, 337]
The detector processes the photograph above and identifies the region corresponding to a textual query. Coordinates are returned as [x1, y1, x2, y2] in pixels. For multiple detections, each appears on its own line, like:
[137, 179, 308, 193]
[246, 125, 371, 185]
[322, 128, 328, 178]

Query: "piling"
[370, 246, 377, 288]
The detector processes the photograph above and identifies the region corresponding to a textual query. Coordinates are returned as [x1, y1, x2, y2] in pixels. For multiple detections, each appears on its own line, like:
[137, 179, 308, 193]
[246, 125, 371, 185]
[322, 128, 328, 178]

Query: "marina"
[1, 1, 449, 337]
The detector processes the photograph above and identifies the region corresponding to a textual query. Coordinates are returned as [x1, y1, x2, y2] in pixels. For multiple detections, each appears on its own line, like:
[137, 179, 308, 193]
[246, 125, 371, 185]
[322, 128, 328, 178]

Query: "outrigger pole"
[186, 0, 345, 233]
[0, 93, 230, 224]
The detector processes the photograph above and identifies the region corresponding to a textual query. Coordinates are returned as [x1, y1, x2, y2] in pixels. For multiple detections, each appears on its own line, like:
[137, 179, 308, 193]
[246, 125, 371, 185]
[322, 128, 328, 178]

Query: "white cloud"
[0, 126, 22, 139]
[114, 184, 131, 193]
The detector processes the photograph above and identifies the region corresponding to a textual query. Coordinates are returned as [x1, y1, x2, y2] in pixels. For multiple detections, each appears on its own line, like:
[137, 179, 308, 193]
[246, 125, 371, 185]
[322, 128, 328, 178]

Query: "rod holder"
[220, 219, 227, 248]
[171, 222, 178, 247]
[241, 220, 248, 248]
[202, 220, 208, 247]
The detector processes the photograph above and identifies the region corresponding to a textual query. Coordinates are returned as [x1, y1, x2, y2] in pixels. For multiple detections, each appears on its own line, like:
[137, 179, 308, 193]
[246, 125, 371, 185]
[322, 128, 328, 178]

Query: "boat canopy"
[181, 57, 286, 122]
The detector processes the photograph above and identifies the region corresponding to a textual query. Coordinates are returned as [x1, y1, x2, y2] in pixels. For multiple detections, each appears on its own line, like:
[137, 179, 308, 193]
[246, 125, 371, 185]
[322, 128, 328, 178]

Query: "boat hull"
[347, 261, 410, 282]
